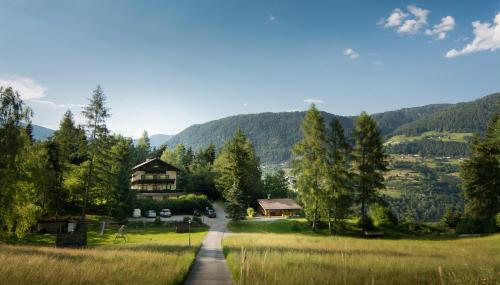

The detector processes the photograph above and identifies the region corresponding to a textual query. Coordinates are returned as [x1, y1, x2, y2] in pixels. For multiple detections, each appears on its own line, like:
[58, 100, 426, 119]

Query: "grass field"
[0, 225, 207, 285]
[386, 131, 473, 144]
[224, 221, 500, 285]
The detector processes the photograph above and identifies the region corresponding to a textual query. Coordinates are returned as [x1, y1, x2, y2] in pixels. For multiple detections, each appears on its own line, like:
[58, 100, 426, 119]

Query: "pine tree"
[214, 128, 262, 217]
[292, 104, 327, 231]
[81, 85, 110, 221]
[460, 114, 500, 232]
[263, 170, 290, 199]
[352, 112, 387, 229]
[324, 117, 352, 233]
[135, 130, 151, 164]
[53, 110, 87, 165]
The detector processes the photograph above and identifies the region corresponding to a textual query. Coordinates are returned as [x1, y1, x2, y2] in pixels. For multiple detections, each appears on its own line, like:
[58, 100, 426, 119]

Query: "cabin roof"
[257, 198, 302, 210]
[132, 158, 179, 171]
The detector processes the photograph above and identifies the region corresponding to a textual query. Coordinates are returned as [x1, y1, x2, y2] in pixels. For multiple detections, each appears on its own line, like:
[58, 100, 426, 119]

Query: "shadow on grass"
[228, 220, 465, 241]
[223, 245, 447, 259]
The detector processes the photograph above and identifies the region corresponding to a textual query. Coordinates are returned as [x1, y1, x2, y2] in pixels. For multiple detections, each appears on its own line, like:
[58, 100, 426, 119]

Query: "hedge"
[134, 194, 212, 215]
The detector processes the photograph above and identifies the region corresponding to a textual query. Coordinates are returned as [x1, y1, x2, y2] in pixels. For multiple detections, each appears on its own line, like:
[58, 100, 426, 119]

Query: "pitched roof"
[132, 158, 179, 171]
[257, 198, 302, 210]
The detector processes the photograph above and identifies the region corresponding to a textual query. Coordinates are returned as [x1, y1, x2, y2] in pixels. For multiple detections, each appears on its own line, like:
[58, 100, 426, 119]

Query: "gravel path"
[184, 203, 233, 285]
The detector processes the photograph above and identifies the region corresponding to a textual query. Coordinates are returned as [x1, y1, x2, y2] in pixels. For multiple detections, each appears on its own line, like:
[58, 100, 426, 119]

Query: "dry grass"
[0, 227, 207, 285]
[223, 233, 500, 285]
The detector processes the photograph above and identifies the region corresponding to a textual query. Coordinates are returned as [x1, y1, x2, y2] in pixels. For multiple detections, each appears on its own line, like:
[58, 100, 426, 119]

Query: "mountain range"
[31, 93, 499, 164]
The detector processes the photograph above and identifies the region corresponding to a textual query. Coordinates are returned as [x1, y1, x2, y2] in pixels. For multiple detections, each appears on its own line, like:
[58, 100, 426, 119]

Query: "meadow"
[0, 224, 208, 285]
[224, 221, 500, 285]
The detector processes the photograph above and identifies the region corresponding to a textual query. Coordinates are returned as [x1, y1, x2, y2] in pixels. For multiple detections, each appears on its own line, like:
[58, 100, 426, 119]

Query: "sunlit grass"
[223, 231, 500, 285]
[0, 226, 207, 285]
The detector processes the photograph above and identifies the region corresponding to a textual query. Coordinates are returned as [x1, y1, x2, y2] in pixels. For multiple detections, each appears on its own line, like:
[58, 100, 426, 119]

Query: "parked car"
[146, 210, 156, 218]
[207, 209, 216, 218]
[160, 209, 172, 218]
[193, 209, 201, 217]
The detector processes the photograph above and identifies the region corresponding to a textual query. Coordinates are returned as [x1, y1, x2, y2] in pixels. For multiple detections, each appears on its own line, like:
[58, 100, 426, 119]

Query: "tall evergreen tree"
[460, 114, 500, 232]
[292, 104, 327, 231]
[53, 110, 87, 165]
[135, 130, 151, 164]
[352, 112, 387, 229]
[214, 128, 262, 218]
[81, 85, 110, 220]
[324, 117, 352, 233]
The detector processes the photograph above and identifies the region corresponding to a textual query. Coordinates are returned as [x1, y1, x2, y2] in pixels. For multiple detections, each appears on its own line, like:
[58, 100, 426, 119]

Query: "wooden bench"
[364, 231, 384, 238]
[114, 225, 128, 242]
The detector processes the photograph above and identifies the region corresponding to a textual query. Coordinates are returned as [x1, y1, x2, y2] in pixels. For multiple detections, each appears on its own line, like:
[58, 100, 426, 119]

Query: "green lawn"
[0, 224, 208, 285]
[387, 131, 473, 144]
[224, 220, 500, 285]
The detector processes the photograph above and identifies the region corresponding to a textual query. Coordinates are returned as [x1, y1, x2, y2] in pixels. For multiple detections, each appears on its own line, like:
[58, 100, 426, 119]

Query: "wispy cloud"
[269, 14, 276, 21]
[344, 48, 360, 59]
[0, 76, 47, 100]
[446, 13, 500, 58]
[397, 5, 429, 34]
[373, 61, 384, 66]
[425, 16, 455, 40]
[304, 98, 324, 104]
[243, 103, 248, 107]
[30, 99, 84, 110]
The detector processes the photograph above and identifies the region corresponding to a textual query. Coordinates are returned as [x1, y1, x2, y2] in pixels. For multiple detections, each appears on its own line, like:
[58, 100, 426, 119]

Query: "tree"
[263, 170, 290, 199]
[135, 130, 151, 164]
[214, 128, 262, 219]
[0, 86, 42, 237]
[52, 110, 87, 165]
[81, 85, 110, 220]
[460, 114, 500, 232]
[107, 136, 136, 221]
[323, 117, 352, 233]
[292, 104, 327, 231]
[352, 112, 387, 229]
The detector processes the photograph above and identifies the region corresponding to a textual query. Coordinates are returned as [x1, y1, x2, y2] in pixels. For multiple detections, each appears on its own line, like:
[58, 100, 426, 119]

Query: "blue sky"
[1, 0, 499, 137]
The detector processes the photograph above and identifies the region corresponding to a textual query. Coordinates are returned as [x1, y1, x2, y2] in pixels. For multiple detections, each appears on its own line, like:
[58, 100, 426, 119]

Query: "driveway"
[184, 202, 233, 285]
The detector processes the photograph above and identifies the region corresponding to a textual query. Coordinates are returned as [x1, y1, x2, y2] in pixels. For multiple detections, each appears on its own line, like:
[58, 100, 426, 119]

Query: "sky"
[1, 0, 500, 137]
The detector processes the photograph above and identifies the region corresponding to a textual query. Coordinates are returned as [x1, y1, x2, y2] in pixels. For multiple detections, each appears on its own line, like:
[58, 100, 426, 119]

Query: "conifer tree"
[460, 114, 500, 232]
[352, 112, 387, 229]
[81, 85, 110, 220]
[53, 110, 87, 165]
[135, 130, 151, 163]
[292, 104, 327, 231]
[214, 128, 262, 219]
[324, 117, 352, 233]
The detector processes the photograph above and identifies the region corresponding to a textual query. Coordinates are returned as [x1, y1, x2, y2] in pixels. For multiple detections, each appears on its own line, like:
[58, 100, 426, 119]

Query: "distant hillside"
[371, 104, 451, 135]
[394, 93, 500, 135]
[167, 112, 353, 164]
[133, 134, 174, 148]
[166, 93, 498, 165]
[32, 124, 54, 140]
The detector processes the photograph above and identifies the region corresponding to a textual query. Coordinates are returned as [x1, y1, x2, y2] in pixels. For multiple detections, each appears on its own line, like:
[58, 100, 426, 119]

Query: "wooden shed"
[257, 198, 302, 217]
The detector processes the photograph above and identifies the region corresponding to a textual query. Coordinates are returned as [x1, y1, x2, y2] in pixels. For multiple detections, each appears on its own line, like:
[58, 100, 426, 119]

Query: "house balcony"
[136, 189, 184, 194]
[131, 177, 176, 185]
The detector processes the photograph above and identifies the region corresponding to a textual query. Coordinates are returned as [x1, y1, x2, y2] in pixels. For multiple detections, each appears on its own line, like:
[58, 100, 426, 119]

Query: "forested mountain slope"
[167, 112, 353, 164]
[394, 93, 500, 135]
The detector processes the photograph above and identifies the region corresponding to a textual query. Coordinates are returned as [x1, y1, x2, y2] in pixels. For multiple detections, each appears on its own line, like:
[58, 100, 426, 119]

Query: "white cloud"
[425, 16, 455, 40]
[397, 5, 429, 34]
[304, 98, 324, 104]
[0, 76, 47, 100]
[243, 103, 248, 107]
[344, 48, 360, 59]
[30, 99, 84, 110]
[445, 13, 500, 58]
[381, 8, 408, 28]
[373, 61, 384, 66]
[269, 14, 275, 21]
[380, 5, 430, 34]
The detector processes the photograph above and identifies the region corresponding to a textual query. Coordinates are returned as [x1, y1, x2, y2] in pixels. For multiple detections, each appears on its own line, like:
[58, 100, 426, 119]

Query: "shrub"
[135, 194, 212, 216]
[192, 216, 202, 224]
[496, 213, 500, 230]
[247, 207, 255, 218]
[457, 216, 497, 234]
[441, 208, 462, 228]
[369, 204, 398, 227]
[153, 217, 163, 227]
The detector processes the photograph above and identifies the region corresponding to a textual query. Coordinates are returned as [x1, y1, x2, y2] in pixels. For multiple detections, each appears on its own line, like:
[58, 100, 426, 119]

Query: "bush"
[153, 217, 163, 227]
[496, 213, 500, 230]
[192, 216, 202, 224]
[356, 216, 375, 230]
[369, 204, 398, 227]
[247, 207, 255, 218]
[457, 216, 497, 234]
[135, 194, 212, 216]
[441, 208, 462, 228]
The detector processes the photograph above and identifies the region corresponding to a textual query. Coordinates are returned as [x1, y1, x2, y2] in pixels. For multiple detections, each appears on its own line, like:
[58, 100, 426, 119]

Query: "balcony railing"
[136, 189, 183, 194]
